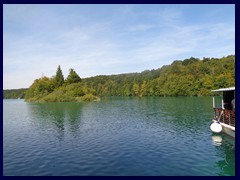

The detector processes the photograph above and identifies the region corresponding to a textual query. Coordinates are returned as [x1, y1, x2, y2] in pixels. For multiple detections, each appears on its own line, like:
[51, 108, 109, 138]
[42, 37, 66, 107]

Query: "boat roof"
[211, 87, 235, 92]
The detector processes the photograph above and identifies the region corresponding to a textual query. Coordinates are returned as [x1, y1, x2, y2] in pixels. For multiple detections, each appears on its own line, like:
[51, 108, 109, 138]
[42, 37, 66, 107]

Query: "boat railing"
[213, 108, 235, 127]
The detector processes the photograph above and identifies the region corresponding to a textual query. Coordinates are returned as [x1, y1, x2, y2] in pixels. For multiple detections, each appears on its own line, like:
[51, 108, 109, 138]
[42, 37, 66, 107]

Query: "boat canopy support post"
[213, 97, 215, 108]
[222, 99, 225, 109]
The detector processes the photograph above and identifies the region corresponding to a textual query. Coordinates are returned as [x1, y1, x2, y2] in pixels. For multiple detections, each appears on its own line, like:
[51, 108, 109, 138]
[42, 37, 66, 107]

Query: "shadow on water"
[211, 133, 235, 176]
[27, 102, 84, 141]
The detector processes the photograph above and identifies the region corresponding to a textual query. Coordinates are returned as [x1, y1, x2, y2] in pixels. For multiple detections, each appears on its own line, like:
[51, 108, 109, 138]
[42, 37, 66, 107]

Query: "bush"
[76, 94, 100, 102]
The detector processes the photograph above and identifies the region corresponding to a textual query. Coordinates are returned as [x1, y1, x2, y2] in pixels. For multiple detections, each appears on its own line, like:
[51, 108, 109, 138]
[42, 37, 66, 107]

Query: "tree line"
[82, 55, 235, 97]
[3, 88, 27, 99]
[3, 55, 235, 101]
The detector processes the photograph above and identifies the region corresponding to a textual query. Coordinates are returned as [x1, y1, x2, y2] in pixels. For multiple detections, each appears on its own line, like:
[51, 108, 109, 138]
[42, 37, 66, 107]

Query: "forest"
[3, 88, 27, 99]
[3, 55, 235, 101]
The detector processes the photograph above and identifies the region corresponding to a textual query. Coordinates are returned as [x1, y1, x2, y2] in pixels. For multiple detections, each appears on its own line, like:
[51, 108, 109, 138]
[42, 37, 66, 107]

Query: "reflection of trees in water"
[213, 134, 235, 176]
[27, 102, 83, 141]
[64, 103, 84, 135]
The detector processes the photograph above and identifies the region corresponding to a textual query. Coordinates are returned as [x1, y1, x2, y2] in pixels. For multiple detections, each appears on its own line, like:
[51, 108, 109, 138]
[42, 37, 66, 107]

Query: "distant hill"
[3, 55, 235, 100]
[3, 88, 28, 99]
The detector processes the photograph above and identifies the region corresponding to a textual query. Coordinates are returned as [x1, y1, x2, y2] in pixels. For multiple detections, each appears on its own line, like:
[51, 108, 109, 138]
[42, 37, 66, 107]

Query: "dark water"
[3, 97, 235, 176]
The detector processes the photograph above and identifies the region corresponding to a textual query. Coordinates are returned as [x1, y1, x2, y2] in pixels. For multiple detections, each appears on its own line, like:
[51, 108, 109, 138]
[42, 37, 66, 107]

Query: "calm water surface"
[3, 97, 235, 176]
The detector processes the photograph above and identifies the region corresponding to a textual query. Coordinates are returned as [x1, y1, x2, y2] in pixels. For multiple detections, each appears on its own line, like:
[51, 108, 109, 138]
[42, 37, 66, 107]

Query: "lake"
[3, 97, 235, 176]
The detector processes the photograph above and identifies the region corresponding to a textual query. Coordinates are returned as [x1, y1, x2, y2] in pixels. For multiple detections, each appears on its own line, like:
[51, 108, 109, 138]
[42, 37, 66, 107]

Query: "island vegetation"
[23, 66, 100, 102]
[3, 55, 235, 101]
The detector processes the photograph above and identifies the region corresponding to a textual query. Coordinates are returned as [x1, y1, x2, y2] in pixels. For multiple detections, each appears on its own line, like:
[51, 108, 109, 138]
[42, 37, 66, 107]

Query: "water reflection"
[27, 102, 83, 140]
[212, 134, 223, 146]
[4, 98, 235, 175]
[212, 134, 235, 175]
[139, 97, 213, 136]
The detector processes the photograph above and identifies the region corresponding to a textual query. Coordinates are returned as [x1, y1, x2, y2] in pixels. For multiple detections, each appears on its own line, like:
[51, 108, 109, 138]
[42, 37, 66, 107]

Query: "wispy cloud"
[126, 24, 155, 32]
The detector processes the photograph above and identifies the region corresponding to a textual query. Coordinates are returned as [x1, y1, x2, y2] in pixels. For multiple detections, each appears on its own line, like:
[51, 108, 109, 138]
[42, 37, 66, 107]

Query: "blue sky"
[3, 4, 235, 89]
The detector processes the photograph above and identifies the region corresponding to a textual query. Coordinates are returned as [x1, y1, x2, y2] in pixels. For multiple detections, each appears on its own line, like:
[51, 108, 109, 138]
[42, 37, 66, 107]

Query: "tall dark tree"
[65, 68, 81, 84]
[55, 65, 64, 87]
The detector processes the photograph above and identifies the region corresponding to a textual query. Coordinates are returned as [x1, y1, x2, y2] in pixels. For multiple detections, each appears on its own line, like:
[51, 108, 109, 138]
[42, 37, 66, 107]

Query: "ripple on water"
[3, 98, 235, 176]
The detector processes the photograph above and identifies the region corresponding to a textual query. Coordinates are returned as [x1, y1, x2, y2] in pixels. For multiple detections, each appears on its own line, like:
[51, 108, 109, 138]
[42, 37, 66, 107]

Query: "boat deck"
[213, 108, 235, 127]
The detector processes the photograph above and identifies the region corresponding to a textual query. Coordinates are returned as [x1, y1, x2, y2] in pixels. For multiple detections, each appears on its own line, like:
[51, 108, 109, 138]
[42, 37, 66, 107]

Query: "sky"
[3, 4, 235, 89]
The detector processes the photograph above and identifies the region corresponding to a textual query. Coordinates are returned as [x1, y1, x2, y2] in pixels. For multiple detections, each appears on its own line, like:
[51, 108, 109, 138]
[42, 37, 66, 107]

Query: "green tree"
[55, 65, 64, 88]
[133, 83, 139, 96]
[65, 68, 81, 84]
[25, 76, 55, 102]
[140, 80, 147, 96]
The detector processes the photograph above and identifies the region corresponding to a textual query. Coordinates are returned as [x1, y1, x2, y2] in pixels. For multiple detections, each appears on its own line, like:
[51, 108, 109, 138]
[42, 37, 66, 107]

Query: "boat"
[210, 87, 235, 138]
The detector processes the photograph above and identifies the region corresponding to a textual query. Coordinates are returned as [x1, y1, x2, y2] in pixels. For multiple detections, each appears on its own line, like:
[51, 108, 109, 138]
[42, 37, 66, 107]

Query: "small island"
[25, 66, 100, 102]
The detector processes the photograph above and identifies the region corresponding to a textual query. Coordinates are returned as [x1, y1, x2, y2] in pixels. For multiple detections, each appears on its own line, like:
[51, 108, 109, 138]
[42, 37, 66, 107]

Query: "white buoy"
[210, 122, 222, 133]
